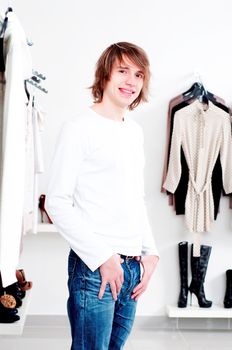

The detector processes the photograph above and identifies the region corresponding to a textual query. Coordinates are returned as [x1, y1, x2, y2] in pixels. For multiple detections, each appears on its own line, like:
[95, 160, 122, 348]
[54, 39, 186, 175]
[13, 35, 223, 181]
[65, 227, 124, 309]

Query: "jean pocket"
[68, 254, 77, 278]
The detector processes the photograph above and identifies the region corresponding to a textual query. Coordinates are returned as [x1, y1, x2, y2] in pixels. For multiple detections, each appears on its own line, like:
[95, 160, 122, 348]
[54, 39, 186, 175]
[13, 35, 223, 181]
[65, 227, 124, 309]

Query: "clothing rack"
[26, 70, 48, 94]
[32, 70, 46, 80]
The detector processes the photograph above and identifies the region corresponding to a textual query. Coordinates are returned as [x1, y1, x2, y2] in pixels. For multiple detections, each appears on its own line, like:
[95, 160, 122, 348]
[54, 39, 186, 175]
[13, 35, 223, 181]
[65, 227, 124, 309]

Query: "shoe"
[0, 301, 18, 315]
[0, 305, 20, 323]
[224, 269, 232, 308]
[189, 244, 212, 308]
[1, 282, 24, 307]
[0, 293, 17, 308]
[177, 241, 188, 308]
[39, 194, 52, 223]
[16, 269, 33, 292]
[0, 301, 19, 323]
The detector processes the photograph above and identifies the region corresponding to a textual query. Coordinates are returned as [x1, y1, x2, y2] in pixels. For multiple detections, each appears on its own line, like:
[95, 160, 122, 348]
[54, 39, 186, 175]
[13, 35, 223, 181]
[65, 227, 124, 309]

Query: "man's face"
[103, 55, 144, 109]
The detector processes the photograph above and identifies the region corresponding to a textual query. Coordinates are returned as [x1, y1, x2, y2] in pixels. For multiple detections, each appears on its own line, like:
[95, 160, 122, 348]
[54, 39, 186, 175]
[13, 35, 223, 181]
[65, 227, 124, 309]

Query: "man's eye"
[119, 69, 126, 73]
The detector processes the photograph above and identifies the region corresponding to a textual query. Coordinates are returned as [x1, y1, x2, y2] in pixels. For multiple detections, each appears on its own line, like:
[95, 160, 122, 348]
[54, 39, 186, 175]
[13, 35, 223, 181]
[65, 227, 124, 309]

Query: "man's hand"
[131, 255, 159, 301]
[98, 254, 124, 301]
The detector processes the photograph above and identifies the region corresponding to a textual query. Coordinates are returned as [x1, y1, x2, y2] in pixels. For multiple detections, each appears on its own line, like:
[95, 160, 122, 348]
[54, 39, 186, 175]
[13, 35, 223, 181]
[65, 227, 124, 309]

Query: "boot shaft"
[191, 244, 212, 284]
[177, 241, 188, 307]
[178, 241, 188, 282]
[225, 269, 232, 296]
[224, 269, 232, 308]
[189, 244, 212, 307]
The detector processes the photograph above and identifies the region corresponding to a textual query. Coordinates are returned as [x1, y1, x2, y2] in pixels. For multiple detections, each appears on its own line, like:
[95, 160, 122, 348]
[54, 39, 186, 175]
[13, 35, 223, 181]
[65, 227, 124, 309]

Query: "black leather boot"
[189, 244, 212, 308]
[177, 241, 188, 307]
[224, 269, 232, 308]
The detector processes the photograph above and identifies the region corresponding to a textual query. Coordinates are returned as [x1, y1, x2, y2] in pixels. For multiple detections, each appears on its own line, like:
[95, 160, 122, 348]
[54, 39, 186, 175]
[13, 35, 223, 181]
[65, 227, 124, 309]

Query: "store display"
[162, 83, 232, 257]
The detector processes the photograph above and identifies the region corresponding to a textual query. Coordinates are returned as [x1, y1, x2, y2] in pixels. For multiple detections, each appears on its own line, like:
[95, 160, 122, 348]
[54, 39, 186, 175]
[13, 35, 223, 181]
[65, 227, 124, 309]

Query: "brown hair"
[90, 42, 151, 110]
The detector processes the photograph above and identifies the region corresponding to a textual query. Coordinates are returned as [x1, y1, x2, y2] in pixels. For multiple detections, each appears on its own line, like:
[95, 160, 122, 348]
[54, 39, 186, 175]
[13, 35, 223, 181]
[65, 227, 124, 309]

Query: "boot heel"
[190, 292, 192, 306]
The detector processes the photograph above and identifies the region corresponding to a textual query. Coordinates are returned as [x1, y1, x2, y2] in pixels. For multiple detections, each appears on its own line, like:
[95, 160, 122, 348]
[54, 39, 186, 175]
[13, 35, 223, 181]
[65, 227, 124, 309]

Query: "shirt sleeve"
[162, 112, 182, 193]
[46, 121, 114, 271]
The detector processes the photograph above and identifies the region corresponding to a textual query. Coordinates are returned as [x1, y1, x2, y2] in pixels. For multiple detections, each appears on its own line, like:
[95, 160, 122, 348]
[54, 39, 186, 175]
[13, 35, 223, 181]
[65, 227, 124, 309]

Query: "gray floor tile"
[1, 328, 232, 350]
[129, 330, 188, 350]
[181, 330, 232, 350]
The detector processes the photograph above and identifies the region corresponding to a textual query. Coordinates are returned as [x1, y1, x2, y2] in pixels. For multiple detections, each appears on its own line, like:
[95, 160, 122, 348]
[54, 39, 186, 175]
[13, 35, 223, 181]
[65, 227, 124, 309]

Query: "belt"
[120, 254, 135, 260]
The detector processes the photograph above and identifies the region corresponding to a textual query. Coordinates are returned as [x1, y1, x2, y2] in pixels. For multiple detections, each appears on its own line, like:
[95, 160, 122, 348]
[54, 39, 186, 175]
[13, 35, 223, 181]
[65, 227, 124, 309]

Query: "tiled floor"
[0, 327, 232, 350]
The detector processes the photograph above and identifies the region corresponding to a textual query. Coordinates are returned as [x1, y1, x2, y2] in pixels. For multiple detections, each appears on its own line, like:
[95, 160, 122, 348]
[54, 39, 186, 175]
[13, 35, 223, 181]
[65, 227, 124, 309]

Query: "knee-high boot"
[224, 269, 232, 308]
[177, 241, 188, 308]
[189, 244, 212, 308]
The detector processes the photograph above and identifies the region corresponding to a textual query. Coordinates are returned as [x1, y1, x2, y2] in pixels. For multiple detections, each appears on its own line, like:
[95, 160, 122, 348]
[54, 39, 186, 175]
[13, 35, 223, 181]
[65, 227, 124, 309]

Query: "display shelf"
[0, 290, 32, 335]
[167, 304, 232, 318]
[37, 223, 57, 233]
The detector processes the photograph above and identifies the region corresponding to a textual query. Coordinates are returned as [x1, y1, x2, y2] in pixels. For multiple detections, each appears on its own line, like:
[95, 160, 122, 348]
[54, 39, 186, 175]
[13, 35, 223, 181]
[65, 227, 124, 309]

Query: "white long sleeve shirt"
[46, 108, 159, 271]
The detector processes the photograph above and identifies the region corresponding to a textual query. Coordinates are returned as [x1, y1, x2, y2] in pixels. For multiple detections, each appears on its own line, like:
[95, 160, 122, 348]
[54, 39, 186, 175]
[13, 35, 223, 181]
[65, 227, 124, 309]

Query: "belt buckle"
[125, 255, 134, 260]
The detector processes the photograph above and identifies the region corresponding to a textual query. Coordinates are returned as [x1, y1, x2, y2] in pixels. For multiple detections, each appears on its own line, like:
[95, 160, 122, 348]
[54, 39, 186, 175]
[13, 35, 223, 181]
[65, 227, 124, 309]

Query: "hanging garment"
[23, 96, 34, 235]
[23, 98, 45, 234]
[0, 12, 32, 287]
[162, 92, 230, 218]
[31, 105, 45, 234]
[163, 100, 232, 234]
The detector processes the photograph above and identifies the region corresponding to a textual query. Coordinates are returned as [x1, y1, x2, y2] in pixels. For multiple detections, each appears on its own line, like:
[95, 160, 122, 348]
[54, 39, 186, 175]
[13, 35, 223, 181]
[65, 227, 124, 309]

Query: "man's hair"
[90, 42, 151, 110]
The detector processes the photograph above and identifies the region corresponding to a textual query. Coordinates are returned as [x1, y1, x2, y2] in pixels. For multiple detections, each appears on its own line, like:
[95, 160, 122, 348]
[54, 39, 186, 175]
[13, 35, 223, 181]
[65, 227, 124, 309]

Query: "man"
[46, 42, 159, 350]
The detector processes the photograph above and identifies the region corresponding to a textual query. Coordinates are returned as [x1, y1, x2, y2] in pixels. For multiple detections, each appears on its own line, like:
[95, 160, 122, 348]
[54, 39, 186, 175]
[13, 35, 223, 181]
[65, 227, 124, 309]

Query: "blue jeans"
[67, 249, 141, 350]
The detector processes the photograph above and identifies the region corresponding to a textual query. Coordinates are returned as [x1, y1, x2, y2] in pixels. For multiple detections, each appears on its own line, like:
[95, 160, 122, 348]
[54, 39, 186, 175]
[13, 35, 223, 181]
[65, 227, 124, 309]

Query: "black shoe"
[5, 282, 25, 299]
[0, 302, 19, 323]
[0, 313, 20, 323]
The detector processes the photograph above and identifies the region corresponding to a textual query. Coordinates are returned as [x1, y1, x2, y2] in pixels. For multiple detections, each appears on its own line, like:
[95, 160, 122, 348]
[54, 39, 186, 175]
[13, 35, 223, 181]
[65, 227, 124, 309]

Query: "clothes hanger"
[182, 70, 210, 105]
[26, 79, 48, 94]
[182, 82, 201, 97]
[182, 82, 208, 105]
[182, 80, 229, 113]
[0, 7, 12, 37]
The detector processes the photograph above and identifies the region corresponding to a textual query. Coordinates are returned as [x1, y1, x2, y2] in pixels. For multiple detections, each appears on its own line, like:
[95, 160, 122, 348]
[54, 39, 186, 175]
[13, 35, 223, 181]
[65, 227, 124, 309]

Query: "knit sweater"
[46, 108, 159, 271]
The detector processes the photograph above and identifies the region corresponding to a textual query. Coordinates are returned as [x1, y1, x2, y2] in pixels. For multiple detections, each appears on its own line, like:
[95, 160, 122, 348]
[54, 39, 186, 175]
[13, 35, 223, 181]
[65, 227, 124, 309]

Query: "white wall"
[2, 0, 232, 315]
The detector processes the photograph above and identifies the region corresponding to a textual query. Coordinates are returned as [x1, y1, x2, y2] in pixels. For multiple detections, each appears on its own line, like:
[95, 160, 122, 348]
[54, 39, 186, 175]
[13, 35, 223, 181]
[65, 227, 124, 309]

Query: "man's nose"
[125, 73, 136, 86]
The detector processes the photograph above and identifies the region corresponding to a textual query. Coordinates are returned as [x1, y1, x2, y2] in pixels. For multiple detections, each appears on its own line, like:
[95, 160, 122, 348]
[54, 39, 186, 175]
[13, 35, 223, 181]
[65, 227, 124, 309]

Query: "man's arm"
[46, 121, 115, 271]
